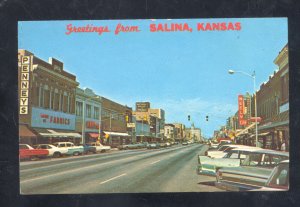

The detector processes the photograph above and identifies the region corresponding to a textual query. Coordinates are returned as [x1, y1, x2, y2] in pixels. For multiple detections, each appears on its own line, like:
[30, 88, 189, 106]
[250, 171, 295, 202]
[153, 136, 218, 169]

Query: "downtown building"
[132, 102, 165, 143]
[18, 50, 81, 145]
[256, 44, 289, 150]
[231, 44, 289, 150]
[185, 123, 202, 142]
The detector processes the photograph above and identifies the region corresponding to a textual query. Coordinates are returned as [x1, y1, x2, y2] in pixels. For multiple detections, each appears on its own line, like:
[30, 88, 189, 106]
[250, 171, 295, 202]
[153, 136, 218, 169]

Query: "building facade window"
[76, 101, 83, 116]
[86, 104, 92, 118]
[94, 107, 99, 119]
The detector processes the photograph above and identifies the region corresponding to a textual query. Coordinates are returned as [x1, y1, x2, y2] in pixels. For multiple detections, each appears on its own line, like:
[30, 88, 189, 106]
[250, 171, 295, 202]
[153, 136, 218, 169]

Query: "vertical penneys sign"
[19, 56, 31, 114]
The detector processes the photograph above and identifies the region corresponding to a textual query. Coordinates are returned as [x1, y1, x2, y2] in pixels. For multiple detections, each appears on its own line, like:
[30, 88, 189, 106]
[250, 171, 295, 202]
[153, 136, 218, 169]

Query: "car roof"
[229, 147, 262, 152]
[253, 149, 289, 157]
[280, 160, 289, 163]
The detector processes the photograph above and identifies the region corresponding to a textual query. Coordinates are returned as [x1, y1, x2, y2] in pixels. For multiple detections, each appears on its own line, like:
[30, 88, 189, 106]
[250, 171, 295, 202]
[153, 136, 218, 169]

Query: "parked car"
[147, 142, 160, 149]
[19, 144, 49, 160]
[182, 141, 188, 145]
[249, 160, 289, 191]
[215, 149, 289, 191]
[87, 142, 111, 153]
[166, 142, 171, 147]
[35, 144, 68, 158]
[52, 142, 84, 156]
[197, 147, 262, 176]
[206, 144, 251, 158]
[159, 142, 168, 148]
[80, 143, 97, 154]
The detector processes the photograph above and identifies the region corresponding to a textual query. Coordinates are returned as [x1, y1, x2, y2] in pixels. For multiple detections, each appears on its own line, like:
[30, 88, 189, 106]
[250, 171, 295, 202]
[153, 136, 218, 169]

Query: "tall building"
[132, 102, 165, 142]
[18, 50, 80, 145]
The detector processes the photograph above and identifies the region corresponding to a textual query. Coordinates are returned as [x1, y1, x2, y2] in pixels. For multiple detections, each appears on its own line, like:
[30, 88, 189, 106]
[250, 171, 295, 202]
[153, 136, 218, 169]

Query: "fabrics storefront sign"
[31, 107, 75, 130]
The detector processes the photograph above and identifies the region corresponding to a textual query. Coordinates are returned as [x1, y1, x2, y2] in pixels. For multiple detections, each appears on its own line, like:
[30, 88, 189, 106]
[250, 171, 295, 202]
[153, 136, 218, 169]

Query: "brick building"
[256, 44, 289, 150]
[18, 50, 80, 145]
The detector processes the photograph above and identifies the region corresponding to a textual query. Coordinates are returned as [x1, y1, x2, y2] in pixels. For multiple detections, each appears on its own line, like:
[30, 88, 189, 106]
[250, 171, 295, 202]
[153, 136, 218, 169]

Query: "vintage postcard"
[18, 18, 289, 194]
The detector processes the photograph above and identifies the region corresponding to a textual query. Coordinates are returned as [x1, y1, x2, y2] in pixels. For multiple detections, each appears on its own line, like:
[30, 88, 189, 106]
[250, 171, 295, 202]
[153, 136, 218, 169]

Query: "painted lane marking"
[99, 173, 127, 184]
[150, 160, 161, 165]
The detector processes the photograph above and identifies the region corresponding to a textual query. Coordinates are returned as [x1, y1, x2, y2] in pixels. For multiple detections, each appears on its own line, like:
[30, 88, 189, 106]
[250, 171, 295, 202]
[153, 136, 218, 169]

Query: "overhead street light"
[228, 69, 258, 147]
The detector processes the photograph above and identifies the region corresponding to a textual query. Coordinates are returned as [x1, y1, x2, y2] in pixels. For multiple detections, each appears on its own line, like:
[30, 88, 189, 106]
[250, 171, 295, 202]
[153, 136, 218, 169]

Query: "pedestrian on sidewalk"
[281, 140, 286, 151]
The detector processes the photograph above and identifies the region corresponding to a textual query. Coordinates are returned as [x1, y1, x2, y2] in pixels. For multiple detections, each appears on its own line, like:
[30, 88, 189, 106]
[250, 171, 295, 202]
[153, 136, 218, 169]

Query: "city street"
[20, 144, 223, 194]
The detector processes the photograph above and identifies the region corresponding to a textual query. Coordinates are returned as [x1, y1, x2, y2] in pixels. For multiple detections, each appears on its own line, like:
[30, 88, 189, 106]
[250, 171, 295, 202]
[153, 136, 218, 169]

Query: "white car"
[36, 144, 68, 158]
[52, 142, 84, 156]
[207, 145, 260, 158]
[87, 142, 111, 153]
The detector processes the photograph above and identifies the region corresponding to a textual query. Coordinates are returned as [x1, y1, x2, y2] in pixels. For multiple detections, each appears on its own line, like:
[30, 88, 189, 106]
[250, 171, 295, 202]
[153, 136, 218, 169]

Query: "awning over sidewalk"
[103, 131, 129, 136]
[19, 125, 37, 138]
[88, 133, 99, 138]
[236, 123, 256, 136]
[33, 128, 81, 138]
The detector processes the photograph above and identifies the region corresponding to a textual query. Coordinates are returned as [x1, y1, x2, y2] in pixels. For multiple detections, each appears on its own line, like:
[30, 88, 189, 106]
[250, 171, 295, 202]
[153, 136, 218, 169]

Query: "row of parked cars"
[197, 143, 289, 191]
[19, 141, 111, 161]
[117, 141, 179, 150]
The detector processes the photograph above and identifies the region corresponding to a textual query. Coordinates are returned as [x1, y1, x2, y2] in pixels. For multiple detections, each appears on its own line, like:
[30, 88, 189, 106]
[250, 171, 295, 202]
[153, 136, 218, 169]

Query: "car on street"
[197, 147, 262, 176]
[206, 144, 251, 158]
[35, 144, 68, 158]
[182, 141, 188, 145]
[52, 142, 84, 156]
[215, 149, 289, 191]
[147, 142, 160, 149]
[80, 143, 97, 154]
[19, 144, 49, 160]
[87, 142, 111, 153]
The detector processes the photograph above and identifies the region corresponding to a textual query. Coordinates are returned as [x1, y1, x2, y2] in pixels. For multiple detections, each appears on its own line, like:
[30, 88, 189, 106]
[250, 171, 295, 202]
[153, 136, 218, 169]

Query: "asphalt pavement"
[20, 144, 224, 194]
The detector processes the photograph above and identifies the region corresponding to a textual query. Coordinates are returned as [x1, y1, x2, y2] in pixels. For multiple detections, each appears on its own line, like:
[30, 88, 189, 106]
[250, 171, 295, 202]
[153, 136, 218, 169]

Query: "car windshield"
[218, 146, 229, 151]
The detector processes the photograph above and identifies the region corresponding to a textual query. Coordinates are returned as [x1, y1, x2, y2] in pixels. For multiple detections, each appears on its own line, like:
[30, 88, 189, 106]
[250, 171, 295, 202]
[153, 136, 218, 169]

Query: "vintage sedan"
[19, 144, 49, 160]
[206, 144, 253, 158]
[147, 142, 160, 149]
[35, 144, 68, 158]
[197, 147, 262, 176]
[215, 149, 289, 191]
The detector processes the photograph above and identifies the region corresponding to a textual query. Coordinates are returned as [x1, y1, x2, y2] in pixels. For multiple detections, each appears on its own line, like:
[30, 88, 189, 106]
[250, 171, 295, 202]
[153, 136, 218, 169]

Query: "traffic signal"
[188, 115, 190, 121]
[206, 115, 209, 121]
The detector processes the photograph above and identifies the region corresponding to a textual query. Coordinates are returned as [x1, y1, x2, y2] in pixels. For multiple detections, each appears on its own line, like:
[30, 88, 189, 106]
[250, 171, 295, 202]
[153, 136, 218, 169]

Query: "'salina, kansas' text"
[65, 22, 242, 35]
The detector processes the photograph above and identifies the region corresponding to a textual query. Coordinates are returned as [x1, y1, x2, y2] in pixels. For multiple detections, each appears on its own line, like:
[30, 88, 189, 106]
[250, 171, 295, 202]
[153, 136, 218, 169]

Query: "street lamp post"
[228, 69, 258, 147]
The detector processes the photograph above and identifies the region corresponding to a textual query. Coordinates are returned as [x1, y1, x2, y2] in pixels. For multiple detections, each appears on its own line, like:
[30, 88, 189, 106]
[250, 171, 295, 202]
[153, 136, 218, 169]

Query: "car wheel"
[101, 150, 106, 153]
[73, 151, 79, 156]
[53, 152, 61, 158]
[30, 156, 39, 161]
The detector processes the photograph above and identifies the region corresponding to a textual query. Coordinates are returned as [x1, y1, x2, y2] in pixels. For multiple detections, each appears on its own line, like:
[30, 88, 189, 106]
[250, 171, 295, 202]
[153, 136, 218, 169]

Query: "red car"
[19, 144, 49, 160]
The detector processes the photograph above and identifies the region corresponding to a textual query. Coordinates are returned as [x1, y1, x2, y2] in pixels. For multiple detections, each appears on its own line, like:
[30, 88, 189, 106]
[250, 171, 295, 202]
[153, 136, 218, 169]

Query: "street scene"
[18, 18, 289, 193]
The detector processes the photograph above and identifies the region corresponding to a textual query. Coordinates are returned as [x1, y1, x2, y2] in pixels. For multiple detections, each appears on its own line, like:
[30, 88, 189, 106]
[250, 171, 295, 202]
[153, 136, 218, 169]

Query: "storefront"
[19, 124, 38, 145]
[30, 107, 80, 144]
[104, 131, 130, 147]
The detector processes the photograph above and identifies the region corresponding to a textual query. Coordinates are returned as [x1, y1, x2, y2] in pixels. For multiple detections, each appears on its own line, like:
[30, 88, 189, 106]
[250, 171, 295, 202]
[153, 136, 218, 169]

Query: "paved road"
[20, 144, 223, 194]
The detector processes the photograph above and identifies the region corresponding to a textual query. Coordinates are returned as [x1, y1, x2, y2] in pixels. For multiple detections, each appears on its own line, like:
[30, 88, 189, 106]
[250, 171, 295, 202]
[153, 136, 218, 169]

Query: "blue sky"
[18, 18, 288, 137]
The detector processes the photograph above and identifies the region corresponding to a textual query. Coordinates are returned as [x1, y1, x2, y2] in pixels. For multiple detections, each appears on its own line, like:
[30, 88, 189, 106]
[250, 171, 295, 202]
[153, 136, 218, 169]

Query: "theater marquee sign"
[19, 56, 31, 114]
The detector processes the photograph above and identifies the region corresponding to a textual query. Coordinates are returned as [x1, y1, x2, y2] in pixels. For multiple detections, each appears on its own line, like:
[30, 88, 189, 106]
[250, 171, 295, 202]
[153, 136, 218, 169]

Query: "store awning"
[103, 131, 129, 136]
[249, 132, 271, 138]
[236, 123, 256, 137]
[19, 125, 37, 138]
[88, 133, 99, 138]
[33, 128, 81, 138]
